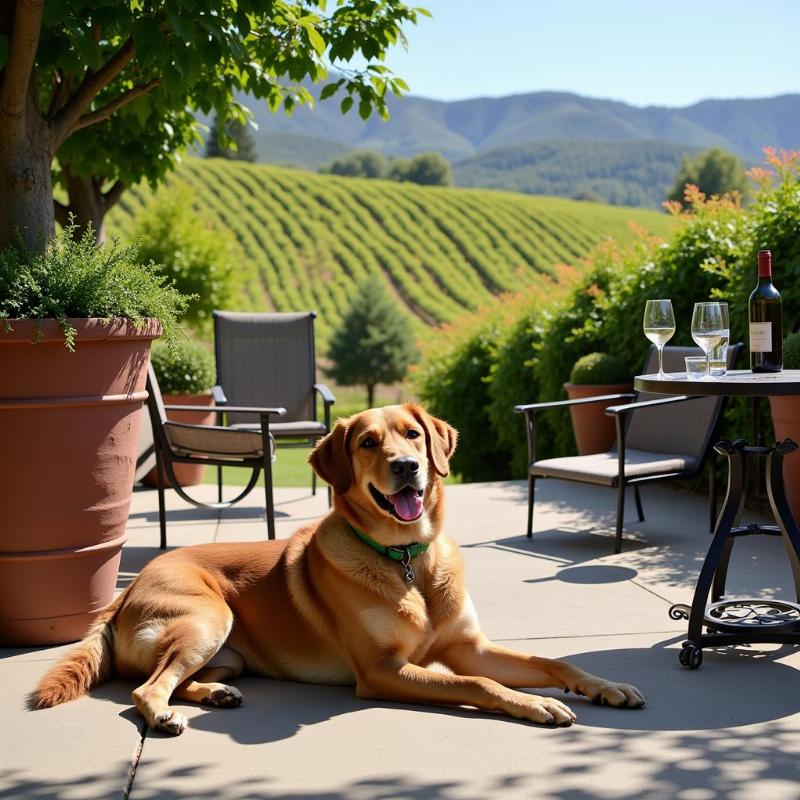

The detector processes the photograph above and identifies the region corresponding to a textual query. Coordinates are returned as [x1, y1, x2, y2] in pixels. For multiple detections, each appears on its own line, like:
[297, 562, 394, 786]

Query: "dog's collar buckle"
[349, 525, 427, 583]
[397, 548, 416, 583]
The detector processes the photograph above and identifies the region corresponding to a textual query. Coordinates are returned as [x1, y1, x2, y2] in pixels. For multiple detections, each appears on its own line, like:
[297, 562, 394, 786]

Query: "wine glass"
[643, 299, 676, 378]
[709, 302, 730, 376]
[691, 302, 724, 379]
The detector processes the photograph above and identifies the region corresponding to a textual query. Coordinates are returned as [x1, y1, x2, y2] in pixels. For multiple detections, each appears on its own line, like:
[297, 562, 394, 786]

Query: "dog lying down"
[34, 404, 644, 734]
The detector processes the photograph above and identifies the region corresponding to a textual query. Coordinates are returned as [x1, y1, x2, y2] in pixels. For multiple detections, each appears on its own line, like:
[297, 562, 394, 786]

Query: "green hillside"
[108, 159, 671, 343]
[454, 140, 705, 207]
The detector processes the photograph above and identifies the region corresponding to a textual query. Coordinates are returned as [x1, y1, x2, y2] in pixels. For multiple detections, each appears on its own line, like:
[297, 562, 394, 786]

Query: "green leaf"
[393, 78, 410, 92]
[416, 7, 433, 17]
[340, 96, 353, 114]
[319, 82, 339, 100]
[305, 26, 326, 55]
[358, 99, 372, 120]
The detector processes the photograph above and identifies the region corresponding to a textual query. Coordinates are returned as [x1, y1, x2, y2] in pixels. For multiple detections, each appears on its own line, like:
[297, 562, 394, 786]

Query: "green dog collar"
[349, 524, 429, 582]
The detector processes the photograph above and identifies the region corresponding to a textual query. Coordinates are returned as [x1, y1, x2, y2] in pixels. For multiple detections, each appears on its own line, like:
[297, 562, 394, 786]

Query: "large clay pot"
[142, 392, 215, 488]
[0, 318, 160, 645]
[769, 396, 800, 522]
[563, 382, 634, 455]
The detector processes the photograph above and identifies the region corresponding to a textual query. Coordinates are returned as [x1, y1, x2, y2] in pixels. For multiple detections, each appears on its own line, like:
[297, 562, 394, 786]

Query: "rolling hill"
[107, 159, 671, 343]
[248, 89, 799, 162]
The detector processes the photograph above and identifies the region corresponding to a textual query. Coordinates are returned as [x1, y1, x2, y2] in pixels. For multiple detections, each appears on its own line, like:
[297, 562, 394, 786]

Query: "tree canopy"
[667, 147, 749, 207]
[0, 0, 427, 248]
[327, 275, 419, 407]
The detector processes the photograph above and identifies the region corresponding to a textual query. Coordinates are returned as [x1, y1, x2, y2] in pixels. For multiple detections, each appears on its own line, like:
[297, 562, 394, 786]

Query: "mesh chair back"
[624, 345, 737, 461]
[214, 311, 317, 426]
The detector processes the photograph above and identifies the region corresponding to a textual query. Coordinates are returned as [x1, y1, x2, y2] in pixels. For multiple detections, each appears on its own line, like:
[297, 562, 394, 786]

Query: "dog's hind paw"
[201, 685, 243, 708]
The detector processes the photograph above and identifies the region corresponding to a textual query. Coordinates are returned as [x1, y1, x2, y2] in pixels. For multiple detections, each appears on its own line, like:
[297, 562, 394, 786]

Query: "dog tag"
[400, 550, 415, 582]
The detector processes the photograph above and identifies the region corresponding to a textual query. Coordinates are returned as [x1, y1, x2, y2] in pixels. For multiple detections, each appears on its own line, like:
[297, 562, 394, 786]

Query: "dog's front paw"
[504, 693, 577, 726]
[154, 708, 188, 735]
[201, 685, 243, 708]
[580, 679, 645, 709]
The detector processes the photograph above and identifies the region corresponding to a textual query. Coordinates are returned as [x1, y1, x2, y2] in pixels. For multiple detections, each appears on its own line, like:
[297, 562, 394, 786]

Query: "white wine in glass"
[643, 299, 676, 378]
[691, 302, 724, 379]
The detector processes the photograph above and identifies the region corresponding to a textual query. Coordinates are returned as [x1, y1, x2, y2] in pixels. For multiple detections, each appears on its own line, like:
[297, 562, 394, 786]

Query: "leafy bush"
[0, 224, 188, 350]
[783, 332, 800, 370]
[569, 353, 631, 385]
[322, 150, 388, 178]
[390, 152, 452, 186]
[150, 339, 216, 395]
[133, 185, 241, 332]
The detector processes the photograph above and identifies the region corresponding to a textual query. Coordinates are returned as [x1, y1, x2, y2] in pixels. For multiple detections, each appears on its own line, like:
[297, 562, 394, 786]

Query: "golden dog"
[35, 404, 644, 733]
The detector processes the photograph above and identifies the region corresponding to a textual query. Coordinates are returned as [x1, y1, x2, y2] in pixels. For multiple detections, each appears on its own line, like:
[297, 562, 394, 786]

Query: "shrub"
[390, 152, 452, 186]
[322, 150, 388, 178]
[569, 352, 631, 385]
[783, 332, 800, 370]
[150, 339, 216, 395]
[133, 185, 241, 332]
[0, 224, 188, 350]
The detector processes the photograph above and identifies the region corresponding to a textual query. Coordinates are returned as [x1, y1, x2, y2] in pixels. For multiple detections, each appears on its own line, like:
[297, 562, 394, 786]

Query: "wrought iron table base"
[669, 438, 800, 668]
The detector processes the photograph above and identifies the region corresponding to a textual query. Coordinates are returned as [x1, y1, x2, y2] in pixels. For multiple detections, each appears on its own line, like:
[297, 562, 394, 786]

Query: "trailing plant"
[0, 225, 188, 350]
[150, 339, 216, 395]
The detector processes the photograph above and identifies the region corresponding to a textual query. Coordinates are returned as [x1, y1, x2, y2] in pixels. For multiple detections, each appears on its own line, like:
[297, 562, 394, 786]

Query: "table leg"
[765, 440, 800, 603]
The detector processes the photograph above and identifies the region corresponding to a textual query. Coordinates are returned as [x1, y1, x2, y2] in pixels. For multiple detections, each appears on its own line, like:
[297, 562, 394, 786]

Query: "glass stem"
[658, 345, 665, 377]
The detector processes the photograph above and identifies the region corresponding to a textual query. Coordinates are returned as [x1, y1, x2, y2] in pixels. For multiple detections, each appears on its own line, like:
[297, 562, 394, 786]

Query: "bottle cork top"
[758, 250, 772, 278]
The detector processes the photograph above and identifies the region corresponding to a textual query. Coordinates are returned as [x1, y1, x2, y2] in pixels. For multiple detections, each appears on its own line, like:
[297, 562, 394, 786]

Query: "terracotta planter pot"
[563, 382, 634, 455]
[769, 396, 800, 522]
[142, 392, 215, 488]
[0, 318, 160, 646]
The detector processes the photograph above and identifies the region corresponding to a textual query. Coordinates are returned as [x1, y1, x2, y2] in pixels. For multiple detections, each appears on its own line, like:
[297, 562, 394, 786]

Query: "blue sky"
[377, 0, 800, 107]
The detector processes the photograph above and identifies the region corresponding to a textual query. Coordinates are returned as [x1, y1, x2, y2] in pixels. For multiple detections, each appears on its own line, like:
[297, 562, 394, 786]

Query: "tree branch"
[0, 0, 44, 129]
[70, 78, 160, 133]
[103, 180, 126, 211]
[51, 36, 135, 147]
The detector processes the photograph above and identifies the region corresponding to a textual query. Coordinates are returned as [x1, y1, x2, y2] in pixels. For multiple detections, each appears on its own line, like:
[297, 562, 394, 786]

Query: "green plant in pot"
[0, 228, 187, 646]
[769, 332, 800, 522]
[564, 352, 634, 455]
[144, 340, 217, 489]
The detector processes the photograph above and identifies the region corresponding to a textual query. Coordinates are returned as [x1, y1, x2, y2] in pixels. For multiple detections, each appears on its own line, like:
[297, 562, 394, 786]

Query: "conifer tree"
[327, 276, 419, 407]
[206, 116, 258, 162]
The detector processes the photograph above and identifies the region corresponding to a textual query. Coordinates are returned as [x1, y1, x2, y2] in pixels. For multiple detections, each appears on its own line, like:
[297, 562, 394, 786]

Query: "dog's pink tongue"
[388, 487, 423, 521]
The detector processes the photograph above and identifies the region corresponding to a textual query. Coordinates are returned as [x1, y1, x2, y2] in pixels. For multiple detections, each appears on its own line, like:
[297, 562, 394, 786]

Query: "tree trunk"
[61, 166, 108, 244]
[0, 113, 54, 250]
[367, 383, 375, 408]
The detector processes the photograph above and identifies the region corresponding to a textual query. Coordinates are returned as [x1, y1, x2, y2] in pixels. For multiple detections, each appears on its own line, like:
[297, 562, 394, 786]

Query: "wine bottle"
[749, 249, 782, 372]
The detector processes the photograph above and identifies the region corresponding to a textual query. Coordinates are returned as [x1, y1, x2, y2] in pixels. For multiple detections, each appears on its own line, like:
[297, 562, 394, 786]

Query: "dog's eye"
[406, 430, 421, 440]
[361, 436, 377, 449]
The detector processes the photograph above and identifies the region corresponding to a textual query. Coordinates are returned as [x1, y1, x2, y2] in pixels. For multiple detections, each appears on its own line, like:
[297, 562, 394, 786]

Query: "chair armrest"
[164, 404, 287, 416]
[515, 393, 635, 414]
[314, 383, 336, 405]
[211, 385, 227, 404]
[605, 395, 692, 416]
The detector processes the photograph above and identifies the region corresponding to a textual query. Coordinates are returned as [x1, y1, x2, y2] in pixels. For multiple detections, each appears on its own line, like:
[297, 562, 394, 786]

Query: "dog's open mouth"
[369, 484, 424, 522]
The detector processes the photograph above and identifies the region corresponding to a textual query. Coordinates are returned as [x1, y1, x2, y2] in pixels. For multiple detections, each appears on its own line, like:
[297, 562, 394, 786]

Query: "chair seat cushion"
[165, 422, 276, 461]
[531, 448, 698, 486]
[231, 420, 328, 438]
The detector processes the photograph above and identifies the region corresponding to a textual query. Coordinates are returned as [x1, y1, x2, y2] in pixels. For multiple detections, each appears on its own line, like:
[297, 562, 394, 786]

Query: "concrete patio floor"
[4, 478, 800, 799]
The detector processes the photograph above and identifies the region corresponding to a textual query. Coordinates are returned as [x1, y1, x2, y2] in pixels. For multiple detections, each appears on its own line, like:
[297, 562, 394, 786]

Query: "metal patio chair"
[213, 311, 335, 501]
[146, 364, 285, 547]
[514, 344, 742, 554]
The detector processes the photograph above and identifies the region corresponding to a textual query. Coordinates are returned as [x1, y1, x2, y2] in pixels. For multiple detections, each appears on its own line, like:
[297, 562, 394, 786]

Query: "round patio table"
[634, 369, 800, 668]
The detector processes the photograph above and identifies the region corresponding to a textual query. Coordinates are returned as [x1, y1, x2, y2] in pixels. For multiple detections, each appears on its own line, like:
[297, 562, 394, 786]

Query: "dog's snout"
[390, 457, 419, 479]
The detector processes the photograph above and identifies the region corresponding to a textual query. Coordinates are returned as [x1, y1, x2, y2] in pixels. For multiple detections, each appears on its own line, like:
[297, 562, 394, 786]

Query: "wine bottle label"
[749, 322, 772, 352]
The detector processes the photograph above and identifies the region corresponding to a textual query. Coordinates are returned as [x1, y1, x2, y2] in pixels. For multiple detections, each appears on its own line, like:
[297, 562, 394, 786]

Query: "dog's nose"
[390, 457, 419, 480]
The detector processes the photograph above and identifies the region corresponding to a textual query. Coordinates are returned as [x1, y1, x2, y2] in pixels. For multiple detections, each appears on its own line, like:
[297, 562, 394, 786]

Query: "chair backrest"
[624, 343, 741, 461]
[214, 311, 317, 425]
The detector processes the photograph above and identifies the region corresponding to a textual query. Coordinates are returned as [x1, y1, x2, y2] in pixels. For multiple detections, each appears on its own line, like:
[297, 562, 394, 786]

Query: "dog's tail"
[32, 594, 123, 709]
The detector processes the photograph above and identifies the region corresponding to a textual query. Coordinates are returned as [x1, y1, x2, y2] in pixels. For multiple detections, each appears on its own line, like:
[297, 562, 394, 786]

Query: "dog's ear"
[407, 404, 458, 477]
[309, 420, 354, 496]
